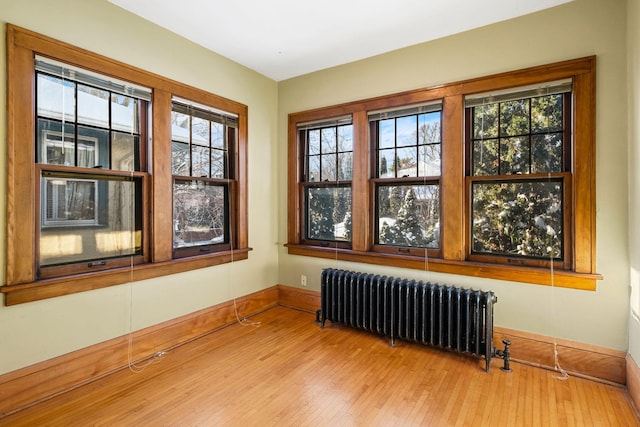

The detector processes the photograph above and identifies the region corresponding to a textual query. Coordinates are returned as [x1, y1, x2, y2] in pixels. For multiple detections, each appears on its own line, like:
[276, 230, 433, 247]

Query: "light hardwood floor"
[1, 306, 638, 426]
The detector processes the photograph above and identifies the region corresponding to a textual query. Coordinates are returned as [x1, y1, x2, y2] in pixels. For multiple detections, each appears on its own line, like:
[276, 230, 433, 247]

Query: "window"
[35, 56, 148, 278]
[287, 57, 601, 289]
[171, 100, 238, 256]
[369, 103, 442, 257]
[4, 25, 249, 305]
[465, 81, 572, 268]
[299, 117, 353, 246]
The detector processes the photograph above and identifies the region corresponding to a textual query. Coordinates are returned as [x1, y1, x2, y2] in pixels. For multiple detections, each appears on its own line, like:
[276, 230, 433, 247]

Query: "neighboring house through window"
[3, 25, 249, 305]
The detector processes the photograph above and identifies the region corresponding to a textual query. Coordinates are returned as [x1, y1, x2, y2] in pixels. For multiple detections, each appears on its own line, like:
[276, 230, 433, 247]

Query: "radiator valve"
[495, 339, 512, 373]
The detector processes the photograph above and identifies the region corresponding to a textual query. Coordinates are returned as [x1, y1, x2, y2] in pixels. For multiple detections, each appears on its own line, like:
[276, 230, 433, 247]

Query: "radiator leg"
[495, 340, 512, 373]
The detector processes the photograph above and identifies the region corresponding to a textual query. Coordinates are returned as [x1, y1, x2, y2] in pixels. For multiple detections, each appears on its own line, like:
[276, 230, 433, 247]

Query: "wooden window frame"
[3, 25, 250, 305]
[287, 56, 602, 290]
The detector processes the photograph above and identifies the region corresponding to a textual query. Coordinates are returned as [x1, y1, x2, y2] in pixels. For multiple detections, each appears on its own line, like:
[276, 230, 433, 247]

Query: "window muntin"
[35, 58, 149, 275]
[466, 84, 570, 263]
[300, 118, 353, 244]
[171, 101, 237, 254]
[371, 104, 442, 252]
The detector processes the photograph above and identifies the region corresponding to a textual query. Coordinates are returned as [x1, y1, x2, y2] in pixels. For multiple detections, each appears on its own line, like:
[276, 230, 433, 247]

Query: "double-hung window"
[288, 57, 600, 289]
[370, 103, 442, 257]
[465, 81, 572, 269]
[4, 25, 249, 305]
[299, 117, 353, 247]
[171, 99, 237, 256]
[35, 56, 148, 277]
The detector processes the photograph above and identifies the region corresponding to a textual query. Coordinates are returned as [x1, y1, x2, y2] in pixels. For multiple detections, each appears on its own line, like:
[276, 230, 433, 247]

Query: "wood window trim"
[3, 25, 250, 305]
[287, 56, 602, 290]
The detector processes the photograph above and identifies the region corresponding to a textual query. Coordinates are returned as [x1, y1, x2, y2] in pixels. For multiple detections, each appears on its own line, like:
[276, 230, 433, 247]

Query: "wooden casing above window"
[287, 56, 601, 290]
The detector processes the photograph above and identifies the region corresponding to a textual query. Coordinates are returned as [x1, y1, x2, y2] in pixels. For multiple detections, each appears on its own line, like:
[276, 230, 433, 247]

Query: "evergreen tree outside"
[394, 187, 426, 246]
[470, 93, 565, 258]
[307, 187, 334, 240]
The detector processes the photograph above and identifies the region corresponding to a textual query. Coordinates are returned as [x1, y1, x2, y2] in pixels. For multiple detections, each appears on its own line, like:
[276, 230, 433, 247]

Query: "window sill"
[1, 248, 252, 305]
[285, 244, 602, 290]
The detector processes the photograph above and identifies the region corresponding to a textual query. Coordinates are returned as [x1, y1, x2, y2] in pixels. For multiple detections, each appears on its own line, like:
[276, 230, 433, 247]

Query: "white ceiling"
[108, 0, 573, 81]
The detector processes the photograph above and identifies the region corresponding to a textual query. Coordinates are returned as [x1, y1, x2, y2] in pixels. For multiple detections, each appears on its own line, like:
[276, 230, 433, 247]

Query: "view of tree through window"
[372, 107, 442, 249]
[468, 89, 569, 259]
[171, 101, 236, 252]
[302, 121, 353, 243]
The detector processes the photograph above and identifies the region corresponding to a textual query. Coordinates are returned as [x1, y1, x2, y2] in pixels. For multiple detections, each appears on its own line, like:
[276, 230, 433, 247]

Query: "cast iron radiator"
[319, 268, 498, 372]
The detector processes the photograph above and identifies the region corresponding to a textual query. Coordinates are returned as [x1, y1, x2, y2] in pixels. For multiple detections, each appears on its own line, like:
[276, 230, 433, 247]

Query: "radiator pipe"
[495, 339, 512, 373]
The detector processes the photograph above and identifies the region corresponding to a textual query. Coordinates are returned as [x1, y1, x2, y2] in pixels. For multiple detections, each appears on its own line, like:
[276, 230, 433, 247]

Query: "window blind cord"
[229, 164, 260, 328]
[548, 171, 568, 380]
[126, 155, 164, 373]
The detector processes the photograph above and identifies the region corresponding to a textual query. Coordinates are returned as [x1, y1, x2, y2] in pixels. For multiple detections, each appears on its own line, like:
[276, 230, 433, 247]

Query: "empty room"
[1, 0, 640, 425]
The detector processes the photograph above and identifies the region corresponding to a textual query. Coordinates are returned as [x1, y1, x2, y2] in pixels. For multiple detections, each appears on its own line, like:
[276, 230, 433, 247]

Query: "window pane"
[173, 180, 227, 248]
[532, 94, 563, 133]
[111, 94, 138, 133]
[38, 119, 75, 166]
[77, 84, 109, 128]
[111, 132, 137, 172]
[500, 99, 530, 136]
[307, 155, 320, 182]
[473, 104, 498, 139]
[308, 129, 320, 155]
[306, 186, 352, 242]
[211, 122, 225, 149]
[211, 148, 226, 179]
[78, 126, 108, 168]
[532, 133, 563, 173]
[500, 137, 530, 175]
[472, 139, 499, 176]
[471, 180, 563, 258]
[418, 144, 441, 177]
[338, 125, 353, 152]
[40, 175, 142, 266]
[338, 152, 352, 181]
[377, 184, 440, 248]
[379, 119, 395, 149]
[192, 116, 210, 147]
[37, 74, 75, 122]
[321, 127, 337, 153]
[321, 153, 337, 181]
[396, 115, 417, 147]
[396, 147, 417, 177]
[192, 146, 211, 178]
[378, 149, 395, 178]
[171, 111, 190, 143]
[172, 141, 190, 175]
[418, 112, 441, 144]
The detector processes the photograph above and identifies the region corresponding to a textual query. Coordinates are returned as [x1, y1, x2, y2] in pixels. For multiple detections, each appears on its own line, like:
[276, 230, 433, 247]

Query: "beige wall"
[628, 0, 640, 363]
[0, 0, 279, 374]
[278, 0, 631, 350]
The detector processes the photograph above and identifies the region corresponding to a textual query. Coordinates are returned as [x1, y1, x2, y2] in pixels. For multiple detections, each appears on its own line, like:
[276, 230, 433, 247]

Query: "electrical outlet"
[301, 274, 307, 287]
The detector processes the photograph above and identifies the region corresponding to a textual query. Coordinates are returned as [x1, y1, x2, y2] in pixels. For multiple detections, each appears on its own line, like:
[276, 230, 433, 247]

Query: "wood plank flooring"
[1, 306, 638, 426]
